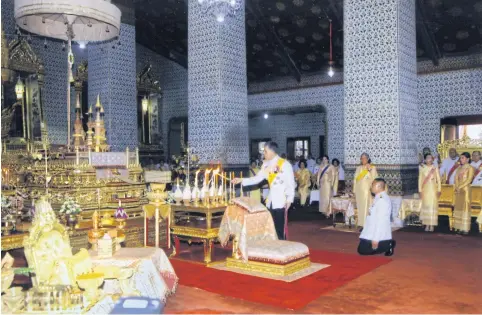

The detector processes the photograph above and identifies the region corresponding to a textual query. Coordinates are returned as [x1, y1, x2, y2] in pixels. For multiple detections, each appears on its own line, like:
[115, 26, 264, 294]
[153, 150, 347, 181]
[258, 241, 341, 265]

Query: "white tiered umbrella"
[14, 0, 121, 150]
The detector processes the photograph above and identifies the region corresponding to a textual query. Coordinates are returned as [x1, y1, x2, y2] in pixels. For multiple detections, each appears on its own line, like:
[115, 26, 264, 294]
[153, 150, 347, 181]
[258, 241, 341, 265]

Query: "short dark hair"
[373, 177, 386, 189]
[264, 141, 278, 153]
[423, 153, 433, 160]
[473, 150, 481, 155]
[332, 158, 340, 166]
[322, 154, 329, 160]
[299, 159, 307, 168]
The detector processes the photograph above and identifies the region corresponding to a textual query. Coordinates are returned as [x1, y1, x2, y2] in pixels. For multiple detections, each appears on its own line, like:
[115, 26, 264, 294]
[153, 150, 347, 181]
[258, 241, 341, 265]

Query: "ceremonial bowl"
[76, 272, 104, 302]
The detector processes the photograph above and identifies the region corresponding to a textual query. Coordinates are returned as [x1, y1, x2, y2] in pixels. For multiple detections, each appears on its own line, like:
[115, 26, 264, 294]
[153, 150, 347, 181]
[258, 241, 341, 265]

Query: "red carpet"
[170, 249, 391, 310]
[169, 309, 233, 314]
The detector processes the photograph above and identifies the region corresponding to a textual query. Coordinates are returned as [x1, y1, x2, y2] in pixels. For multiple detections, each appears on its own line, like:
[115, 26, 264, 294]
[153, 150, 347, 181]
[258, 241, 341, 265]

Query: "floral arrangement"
[59, 197, 82, 215]
[114, 206, 128, 219]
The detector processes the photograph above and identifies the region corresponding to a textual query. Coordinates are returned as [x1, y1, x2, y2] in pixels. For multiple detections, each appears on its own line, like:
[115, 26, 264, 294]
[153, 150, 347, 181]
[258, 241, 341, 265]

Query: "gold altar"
[170, 204, 226, 264]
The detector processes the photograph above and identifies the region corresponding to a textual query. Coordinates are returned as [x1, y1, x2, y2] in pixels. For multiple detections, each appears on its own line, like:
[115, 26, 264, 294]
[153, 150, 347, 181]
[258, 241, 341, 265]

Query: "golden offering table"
[330, 196, 357, 227]
[218, 204, 277, 262]
[170, 204, 226, 264]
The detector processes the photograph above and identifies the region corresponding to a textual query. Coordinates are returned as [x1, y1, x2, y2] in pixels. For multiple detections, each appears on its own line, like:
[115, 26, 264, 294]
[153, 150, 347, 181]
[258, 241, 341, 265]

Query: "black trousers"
[357, 238, 392, 255]
[269, 207, 286, 240]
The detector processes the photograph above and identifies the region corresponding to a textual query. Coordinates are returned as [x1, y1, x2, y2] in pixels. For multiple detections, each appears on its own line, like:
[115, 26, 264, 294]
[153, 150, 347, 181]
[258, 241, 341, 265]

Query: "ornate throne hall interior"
[1, 0, 482, 313]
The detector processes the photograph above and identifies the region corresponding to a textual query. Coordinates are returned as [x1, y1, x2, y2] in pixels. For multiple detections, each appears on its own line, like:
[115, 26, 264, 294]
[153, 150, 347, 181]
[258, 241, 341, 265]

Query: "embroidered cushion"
[232, 197, 267, 213]
[247, 240, 310, 264]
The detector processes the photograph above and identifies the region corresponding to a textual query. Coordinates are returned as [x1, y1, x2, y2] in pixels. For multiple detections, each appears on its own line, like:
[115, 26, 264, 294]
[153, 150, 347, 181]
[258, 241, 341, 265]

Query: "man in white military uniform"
[358, 178, 396, 256]
[233, 142, 295, 240]
[439, 148, 459, 184]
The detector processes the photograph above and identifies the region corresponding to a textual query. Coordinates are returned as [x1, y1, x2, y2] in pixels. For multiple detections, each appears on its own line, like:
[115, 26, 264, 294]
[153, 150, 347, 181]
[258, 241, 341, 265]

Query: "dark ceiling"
[132, 0, 482, 83]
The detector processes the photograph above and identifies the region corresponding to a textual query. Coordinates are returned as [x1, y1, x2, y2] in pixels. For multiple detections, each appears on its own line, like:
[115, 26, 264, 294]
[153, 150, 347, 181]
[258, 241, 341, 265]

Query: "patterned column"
[343, 0, 419, 195]
[88, 22, 137, 151]
[188, 0, 249, 166]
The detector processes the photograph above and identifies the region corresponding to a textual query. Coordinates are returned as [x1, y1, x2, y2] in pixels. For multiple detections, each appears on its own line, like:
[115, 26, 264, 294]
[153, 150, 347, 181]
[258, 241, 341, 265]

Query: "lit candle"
[195, 170, 200, 188]
[75, 148, 79, 165]
[136, 147, 140, 166]
[240, 171, 243, 196]
[126, 147, 130, 168]
[224, 172, 227, 203]
[88, 147, 92, 165]
[228, 172, 232, 202]
[231, 172, 235, 199]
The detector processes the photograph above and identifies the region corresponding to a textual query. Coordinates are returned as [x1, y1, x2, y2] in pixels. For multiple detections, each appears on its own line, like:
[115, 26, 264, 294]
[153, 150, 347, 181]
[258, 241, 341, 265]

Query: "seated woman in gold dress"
[296, 160, 311, 207]
[454, 152, 475, 235]
[418, 153, 441, 232]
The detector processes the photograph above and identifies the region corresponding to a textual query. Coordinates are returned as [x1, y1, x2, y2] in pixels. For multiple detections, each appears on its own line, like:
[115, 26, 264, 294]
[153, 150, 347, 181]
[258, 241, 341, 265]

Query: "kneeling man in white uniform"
[358, 178, 396, 256]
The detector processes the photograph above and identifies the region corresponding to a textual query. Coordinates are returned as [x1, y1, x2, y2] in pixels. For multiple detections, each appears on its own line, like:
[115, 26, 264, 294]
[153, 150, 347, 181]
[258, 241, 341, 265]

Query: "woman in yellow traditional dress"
[418, 153, 441, 232]
[317, 155, 337, 215]
[249, 160, 261, 202]
[296, 160, 311, 206]
[454, 152, 474, 235]
[353, 153, 378, 229]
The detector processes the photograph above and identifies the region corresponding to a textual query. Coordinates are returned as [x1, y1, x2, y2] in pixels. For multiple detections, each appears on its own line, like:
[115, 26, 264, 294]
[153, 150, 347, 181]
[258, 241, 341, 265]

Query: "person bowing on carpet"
[357, 178, 396, 256]
[232, 141, 295, 240]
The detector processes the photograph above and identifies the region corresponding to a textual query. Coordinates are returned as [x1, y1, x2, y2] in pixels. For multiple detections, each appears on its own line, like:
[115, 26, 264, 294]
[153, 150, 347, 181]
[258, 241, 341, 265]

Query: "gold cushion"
[247, 240, 310, 265]
[232, 197, 267, 213]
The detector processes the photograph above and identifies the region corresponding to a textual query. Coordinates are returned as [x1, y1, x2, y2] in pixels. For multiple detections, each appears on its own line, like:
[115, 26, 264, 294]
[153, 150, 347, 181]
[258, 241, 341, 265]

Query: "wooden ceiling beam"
[246, 0, 302, 82]
[416, 0, 442, 66]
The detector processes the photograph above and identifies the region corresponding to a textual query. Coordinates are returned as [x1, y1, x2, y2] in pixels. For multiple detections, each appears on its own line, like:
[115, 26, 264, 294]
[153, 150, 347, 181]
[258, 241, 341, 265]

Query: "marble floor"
[165, 210, 482, 314]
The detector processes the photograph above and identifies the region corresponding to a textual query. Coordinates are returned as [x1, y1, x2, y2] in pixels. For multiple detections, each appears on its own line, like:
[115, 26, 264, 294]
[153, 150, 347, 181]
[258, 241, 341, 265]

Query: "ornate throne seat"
[226, 239, 311, 276]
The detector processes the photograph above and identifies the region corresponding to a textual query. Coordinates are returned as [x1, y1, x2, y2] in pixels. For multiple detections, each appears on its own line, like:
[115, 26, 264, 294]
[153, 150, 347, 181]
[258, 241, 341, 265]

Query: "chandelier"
[198, 0, 243, 22]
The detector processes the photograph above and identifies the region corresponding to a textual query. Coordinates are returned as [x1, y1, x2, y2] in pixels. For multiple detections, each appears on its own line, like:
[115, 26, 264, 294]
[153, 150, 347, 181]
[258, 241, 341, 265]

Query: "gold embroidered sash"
[422, 167, 436, 188]
[355, 167, 372, 182]
[267, 158, 285, 186]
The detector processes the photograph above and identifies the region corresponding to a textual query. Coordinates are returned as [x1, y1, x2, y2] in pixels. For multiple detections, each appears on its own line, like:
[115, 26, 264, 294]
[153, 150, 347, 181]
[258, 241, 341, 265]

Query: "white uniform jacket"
[360, 191, 392, 242]
[241, 155, 295, 209]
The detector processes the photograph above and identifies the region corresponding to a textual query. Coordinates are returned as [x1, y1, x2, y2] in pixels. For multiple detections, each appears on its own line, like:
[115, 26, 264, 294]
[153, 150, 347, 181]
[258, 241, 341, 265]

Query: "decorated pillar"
[187, 0, 249, 167]
[343, 0, 419, 195]
[88, 5, 137, 151]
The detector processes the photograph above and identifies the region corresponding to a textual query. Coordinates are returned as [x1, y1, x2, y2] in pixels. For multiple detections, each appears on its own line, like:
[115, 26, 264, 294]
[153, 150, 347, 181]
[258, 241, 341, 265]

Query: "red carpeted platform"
[170, 249, 391, 310]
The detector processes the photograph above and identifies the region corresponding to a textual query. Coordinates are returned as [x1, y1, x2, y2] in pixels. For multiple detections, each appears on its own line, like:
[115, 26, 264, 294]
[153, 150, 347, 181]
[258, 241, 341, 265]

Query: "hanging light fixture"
[15, 76, 25, 100]
[142, 95, 149, 113]
[327, 19, 335, 77]
[198, 0, 242, 23]
[77, 41, 89, 49]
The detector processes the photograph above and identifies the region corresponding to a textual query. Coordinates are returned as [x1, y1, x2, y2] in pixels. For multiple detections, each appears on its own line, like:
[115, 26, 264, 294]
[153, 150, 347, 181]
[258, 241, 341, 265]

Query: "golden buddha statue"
[23, 197, 92, 287]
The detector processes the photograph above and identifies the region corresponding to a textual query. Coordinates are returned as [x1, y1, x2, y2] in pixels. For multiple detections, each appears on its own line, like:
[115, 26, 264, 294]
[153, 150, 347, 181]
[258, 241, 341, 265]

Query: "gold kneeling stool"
[226, 239, 311, 276]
